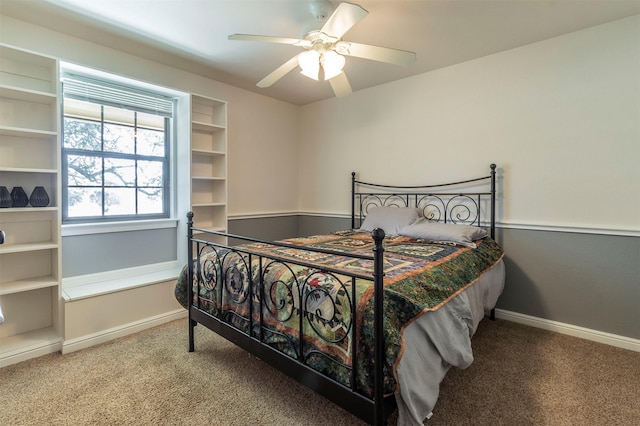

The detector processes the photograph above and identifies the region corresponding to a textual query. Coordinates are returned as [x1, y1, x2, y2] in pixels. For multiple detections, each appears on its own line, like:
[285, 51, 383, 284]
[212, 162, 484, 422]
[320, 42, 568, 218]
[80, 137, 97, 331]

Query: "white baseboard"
[495, 309, 640, 352]
[62, 309, 187, 355]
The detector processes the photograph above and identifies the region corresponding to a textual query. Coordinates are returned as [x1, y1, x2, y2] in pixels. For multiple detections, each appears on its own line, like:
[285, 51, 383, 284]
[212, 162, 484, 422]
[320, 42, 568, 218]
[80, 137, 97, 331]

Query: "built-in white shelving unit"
[0, 44, 62, 367]
[190, 95, 227, 243]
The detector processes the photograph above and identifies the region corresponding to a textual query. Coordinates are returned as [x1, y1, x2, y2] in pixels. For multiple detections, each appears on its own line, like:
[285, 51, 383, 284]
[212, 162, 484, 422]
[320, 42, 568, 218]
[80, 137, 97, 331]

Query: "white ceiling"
[2, 0, 640, 105]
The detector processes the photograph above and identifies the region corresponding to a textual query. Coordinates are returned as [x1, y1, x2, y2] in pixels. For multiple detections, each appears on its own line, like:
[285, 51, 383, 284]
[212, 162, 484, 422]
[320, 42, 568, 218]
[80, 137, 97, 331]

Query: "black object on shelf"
[29, 186, 50, 207]
[0, 186, 11, 208]
[10, 186, 29, 207]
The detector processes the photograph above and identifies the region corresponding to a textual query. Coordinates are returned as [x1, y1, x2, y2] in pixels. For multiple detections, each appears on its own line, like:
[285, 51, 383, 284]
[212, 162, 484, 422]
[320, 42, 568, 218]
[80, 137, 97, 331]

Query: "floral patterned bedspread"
[175, 230, 504, 396]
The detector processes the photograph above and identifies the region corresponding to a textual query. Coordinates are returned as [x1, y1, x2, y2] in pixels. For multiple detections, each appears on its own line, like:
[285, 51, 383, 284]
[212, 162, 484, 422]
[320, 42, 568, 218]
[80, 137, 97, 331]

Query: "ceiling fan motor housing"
[300, 0, 334, 38]
[309, 0, 334, 20]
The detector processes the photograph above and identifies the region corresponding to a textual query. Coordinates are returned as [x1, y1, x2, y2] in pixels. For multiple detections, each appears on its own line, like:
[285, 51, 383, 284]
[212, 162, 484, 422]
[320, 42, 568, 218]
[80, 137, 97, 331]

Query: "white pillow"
[399, 220, 487, 248]
[359, 206, 421, 235]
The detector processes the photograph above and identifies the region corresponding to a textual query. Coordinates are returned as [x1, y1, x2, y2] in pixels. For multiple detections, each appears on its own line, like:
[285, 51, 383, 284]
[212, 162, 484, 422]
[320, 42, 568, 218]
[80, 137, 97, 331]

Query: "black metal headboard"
[351, 164, 497, 239]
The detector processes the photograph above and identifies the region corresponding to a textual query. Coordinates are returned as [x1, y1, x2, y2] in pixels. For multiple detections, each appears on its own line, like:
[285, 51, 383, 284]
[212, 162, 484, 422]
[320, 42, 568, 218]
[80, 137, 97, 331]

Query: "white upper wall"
[299, 15, 640, 234]
[0, 14, 300, 218]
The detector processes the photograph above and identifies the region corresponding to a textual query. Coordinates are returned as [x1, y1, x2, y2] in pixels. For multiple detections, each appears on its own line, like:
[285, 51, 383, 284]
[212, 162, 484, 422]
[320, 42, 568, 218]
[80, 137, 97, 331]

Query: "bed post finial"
[371, 227, 385, 425]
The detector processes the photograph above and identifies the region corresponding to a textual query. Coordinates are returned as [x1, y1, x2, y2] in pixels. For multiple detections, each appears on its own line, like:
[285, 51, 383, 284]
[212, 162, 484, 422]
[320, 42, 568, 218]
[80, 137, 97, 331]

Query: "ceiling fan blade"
[340, 42, 416, 66]
[256, 55, 301, 88]
[228, 34, 311, 47]
[329, 72, 352, 97]
[320, 3, 368, 39]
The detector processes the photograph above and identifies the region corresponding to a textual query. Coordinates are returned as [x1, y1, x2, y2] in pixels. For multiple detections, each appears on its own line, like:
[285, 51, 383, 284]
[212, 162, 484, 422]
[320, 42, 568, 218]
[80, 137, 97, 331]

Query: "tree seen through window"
[62, 97, 169, 221]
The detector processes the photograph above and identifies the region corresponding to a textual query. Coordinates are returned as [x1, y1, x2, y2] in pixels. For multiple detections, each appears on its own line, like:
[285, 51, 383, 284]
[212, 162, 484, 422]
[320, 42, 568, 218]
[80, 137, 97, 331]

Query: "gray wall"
[230, 215, 640, 340]
[62, 228, 177, 277]
[495, 228, 639, 339]
[228, 216, 300, 244]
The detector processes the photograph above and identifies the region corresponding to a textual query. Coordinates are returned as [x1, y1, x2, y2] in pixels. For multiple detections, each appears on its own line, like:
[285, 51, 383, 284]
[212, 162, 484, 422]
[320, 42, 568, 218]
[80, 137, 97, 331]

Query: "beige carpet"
[1, 318, 638, 425]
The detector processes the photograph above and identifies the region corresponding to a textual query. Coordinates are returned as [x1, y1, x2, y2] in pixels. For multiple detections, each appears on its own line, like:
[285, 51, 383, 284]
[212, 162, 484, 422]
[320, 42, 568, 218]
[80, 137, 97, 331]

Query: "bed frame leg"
[187, 211, 196, 352]
[189, 317, 196, 352]
[490, 308, 496, 321]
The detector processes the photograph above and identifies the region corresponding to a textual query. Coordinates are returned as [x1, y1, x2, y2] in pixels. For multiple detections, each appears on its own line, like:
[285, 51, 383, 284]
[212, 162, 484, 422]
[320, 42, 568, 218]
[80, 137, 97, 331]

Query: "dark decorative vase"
[10, 186, 29, 207]
[0, 186, 11, 208]
[29, 186, 50, 208]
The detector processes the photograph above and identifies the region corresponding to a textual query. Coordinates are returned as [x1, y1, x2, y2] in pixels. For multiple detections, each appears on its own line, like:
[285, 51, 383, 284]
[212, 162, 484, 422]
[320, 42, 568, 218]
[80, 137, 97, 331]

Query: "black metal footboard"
[186, 212, 392, 425]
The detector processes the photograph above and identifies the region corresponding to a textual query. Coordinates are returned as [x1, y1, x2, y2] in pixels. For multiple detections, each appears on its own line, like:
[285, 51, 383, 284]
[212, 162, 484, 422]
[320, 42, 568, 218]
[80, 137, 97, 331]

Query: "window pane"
[137, 160, 164, 186]
[104, 158, 135, 186]
[137, 128, 165, 156]
[104, 188, 136, 215]
[104, 123, 135, 154]
[138, 188, 163, 214]
[67, 155, 102, 186]
[67, 187, 102, 217]
[64, 118, 101, 151]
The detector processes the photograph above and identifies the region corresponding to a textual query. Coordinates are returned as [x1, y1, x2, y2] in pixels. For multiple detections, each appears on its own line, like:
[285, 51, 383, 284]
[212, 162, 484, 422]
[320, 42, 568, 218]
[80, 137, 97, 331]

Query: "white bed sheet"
[394, 260, 505, 425]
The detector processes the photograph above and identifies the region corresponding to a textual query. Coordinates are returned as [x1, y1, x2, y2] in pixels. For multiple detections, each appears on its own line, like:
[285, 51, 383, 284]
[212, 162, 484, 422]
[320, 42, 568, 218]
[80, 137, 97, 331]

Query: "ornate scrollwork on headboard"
[416, 194, 480, 225]
[351, 164, 497, 238]
[360, 194, 410, 214]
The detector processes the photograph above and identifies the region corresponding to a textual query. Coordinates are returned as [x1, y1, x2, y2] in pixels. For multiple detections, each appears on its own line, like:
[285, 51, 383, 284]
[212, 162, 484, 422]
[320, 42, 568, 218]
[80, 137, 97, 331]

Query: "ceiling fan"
[228, 0, 416, 97]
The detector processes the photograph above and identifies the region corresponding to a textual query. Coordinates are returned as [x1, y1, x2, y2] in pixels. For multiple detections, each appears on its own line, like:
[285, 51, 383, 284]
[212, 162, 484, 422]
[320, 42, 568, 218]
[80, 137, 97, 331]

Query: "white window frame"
[60, 63, 185, 237]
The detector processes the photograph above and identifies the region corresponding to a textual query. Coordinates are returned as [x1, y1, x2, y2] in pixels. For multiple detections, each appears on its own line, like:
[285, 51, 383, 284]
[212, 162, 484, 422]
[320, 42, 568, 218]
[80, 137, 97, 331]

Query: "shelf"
[0, 125, 57, 138]
[191, 202, 226, 207]
[0, 207, 57, 214]
[0, 327, 61, 363]
[192, 152, 225, 178]
[192, 176, 225, 181]
[192, 149, 225, 156]
[0, 128, 58, 170]
[0, 249, 57, 291]
[0, 93, 57, 132]
[0, 85, 57, 104]
[0, 167, 58, 174]
[191, 175, 226, 205]
[0, 45, 56, 95]
[192, 227, 226, 235]
[192, 121, 225, 133]
[191, 95, 226, 129]
[0, 242, 58, 254]
[0, 327, 61, 353]
[0, 275, 58, 296]
[191, 124, 225, 152]
[192, 224, 226, 233]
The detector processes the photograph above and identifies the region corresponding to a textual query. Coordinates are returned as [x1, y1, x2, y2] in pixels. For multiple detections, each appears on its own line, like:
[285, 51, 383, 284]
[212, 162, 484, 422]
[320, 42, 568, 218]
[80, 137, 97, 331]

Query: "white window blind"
[62, 73, 174, 118]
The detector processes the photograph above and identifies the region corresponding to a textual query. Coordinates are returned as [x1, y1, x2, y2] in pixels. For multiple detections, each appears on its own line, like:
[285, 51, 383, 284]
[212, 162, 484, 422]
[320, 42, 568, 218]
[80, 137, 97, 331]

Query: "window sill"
[62, 218, 178, 236]
[62, 261, 182, 302]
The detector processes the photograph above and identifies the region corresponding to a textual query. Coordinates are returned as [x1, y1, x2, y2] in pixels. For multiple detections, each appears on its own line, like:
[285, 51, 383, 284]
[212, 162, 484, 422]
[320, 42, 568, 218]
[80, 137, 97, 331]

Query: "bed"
[175, 164, 505, 425]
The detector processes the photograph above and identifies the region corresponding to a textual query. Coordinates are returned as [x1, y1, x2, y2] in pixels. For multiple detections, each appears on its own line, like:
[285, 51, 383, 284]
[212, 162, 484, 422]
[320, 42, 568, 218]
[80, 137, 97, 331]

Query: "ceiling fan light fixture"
[229, 1, 414, 98]
[298, 50, 320, 80]
[322, 50, 345, 80]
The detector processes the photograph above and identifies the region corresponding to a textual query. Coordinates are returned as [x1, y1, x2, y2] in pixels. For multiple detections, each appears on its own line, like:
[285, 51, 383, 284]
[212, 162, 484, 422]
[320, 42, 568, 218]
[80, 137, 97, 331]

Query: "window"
[61, 73, 175, 223]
